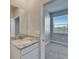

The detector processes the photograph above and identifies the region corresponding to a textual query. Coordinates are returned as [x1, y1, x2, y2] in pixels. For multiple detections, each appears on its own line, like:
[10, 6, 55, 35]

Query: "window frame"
[53, 15, 68, 33]
[50, 9, 68, 34]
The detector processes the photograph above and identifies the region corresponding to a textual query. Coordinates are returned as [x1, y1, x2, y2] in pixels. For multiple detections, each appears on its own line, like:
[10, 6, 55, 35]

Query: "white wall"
[52, 33, 68, 43]
[10, 18, 15, 37]
[45, 12, 50, 43]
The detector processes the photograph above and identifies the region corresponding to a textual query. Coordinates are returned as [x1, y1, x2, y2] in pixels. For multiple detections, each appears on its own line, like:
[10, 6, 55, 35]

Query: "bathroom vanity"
[11, 36, 40, 59]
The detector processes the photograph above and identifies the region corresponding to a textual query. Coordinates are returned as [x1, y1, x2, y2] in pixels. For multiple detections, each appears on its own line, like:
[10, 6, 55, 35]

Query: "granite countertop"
[11, 35, 40, 49]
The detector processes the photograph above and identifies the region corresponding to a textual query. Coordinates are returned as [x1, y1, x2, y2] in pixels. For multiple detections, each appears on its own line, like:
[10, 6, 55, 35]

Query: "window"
[53, 15, 68, 33]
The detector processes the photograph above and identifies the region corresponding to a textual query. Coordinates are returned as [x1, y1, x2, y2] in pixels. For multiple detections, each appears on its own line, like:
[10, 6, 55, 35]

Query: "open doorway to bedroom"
[10, 16, 20, 37]
[43, 0, 68, 59]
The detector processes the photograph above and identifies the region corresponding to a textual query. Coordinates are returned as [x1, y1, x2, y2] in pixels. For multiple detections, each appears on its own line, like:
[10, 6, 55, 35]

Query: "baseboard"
[50, 40, 68, 46]
[45, 40, 50, 45]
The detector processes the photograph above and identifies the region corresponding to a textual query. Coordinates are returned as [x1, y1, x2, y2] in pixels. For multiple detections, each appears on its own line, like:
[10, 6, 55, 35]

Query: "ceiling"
[45, 0, 68, 13]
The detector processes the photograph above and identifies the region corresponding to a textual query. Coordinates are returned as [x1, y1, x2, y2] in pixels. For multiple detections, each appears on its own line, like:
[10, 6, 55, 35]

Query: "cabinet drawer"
[21, 43, 39, 55]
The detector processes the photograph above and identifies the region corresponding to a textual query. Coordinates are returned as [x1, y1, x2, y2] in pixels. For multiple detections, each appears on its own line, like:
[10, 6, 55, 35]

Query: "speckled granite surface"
[11, 35, 40, 49]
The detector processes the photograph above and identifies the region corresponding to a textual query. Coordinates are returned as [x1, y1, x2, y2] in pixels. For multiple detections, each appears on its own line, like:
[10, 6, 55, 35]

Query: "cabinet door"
[31, 48, 39, 59]
[22, 52, 31, 59]
[22, 48, 39, 59]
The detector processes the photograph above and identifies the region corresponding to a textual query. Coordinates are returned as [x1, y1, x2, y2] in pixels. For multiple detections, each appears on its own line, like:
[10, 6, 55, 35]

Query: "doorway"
[15, 16, 20, 35]
[41, 0, 68, 59]
[10, 16, 20, 37]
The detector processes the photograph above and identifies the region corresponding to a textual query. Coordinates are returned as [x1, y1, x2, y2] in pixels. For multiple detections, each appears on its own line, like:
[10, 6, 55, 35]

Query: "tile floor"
[45, 42, 68, 59]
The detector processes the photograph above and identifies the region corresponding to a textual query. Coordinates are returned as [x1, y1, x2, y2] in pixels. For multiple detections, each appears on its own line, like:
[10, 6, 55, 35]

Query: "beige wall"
[16, 8, 28, 35]
[27, 0, 41, 36]
[10, 6, 17, 18]
[10, 6, 28, 35]
[11, 0, 28, 10]
[11, 0, 29, 35]
[27, 0, 50, 36]
[11, 0, 50, 36]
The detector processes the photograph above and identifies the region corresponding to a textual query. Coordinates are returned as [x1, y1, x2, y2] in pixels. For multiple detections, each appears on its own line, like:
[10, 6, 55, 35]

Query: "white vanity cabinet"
[11, 43, 39, 59]
[22, 48, 39, 59]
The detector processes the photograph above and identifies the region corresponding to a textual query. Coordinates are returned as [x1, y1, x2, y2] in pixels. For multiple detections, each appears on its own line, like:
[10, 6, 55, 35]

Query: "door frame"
[40, 0, 56, 59]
